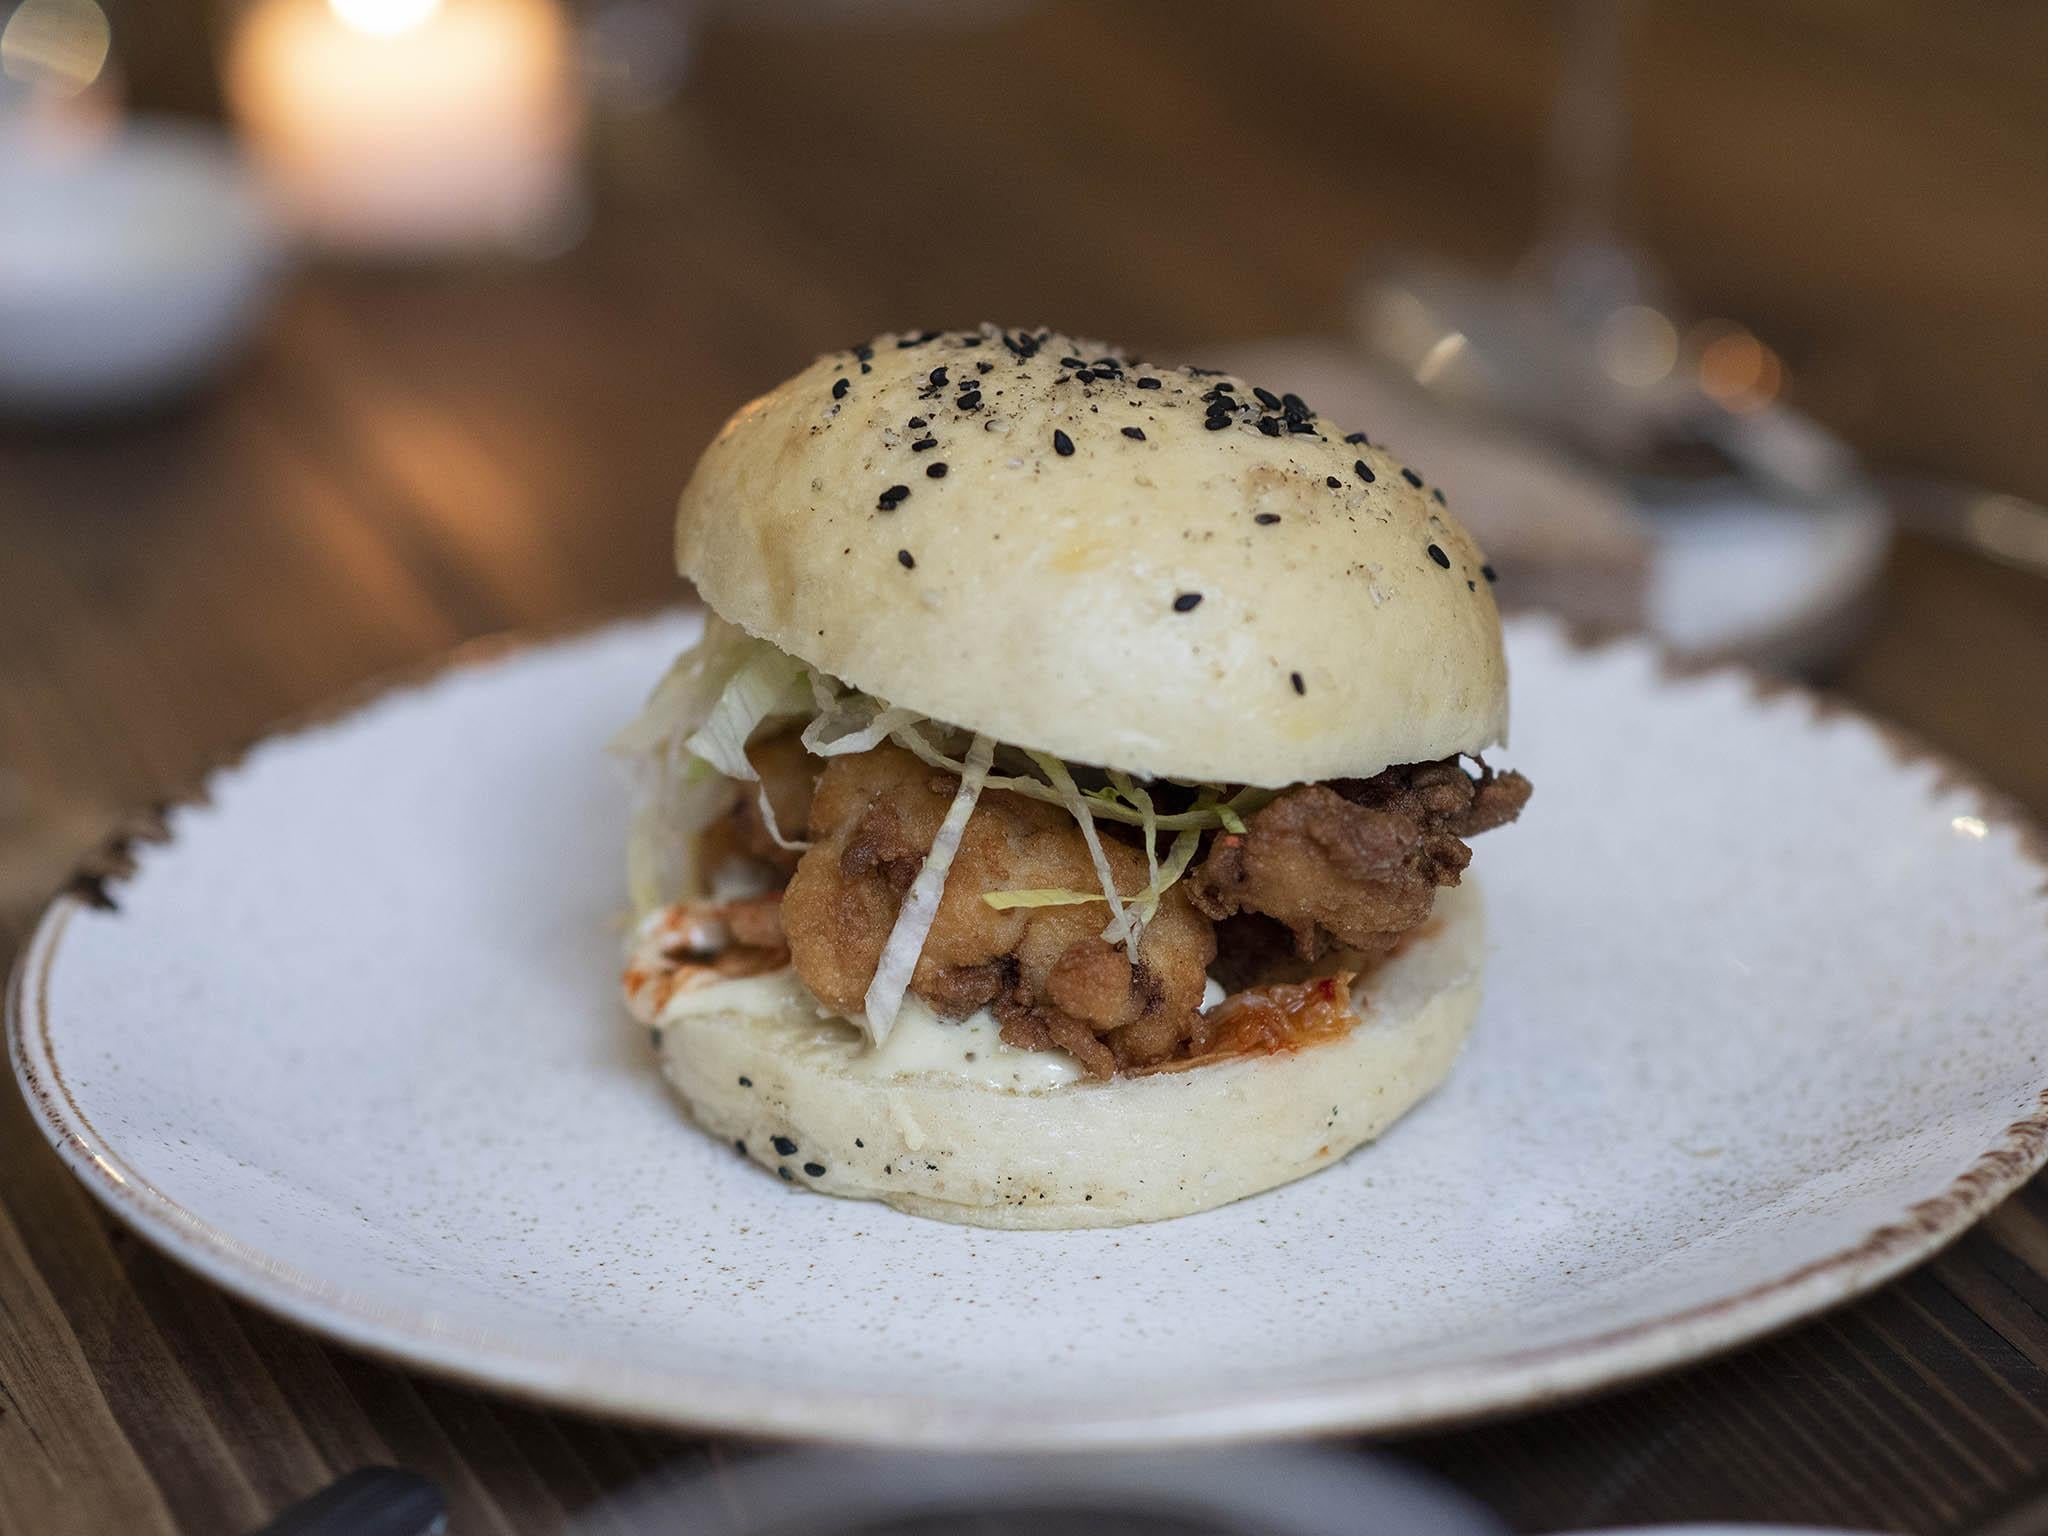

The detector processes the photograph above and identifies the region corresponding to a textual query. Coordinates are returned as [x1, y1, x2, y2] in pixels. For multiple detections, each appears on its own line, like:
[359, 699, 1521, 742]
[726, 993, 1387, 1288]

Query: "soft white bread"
[653, 882, 1484, 1228]
[676, 325, 1509, 787]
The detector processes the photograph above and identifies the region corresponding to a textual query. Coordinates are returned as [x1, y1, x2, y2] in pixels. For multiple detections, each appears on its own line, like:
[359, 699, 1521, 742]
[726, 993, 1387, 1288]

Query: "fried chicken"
[698, 730, 822, 880]
[1191, 759, 1530, 960]
[780, 745, 1215, 1076]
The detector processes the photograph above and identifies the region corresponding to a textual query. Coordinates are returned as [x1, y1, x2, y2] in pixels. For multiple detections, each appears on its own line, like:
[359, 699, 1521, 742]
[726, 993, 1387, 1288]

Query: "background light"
[0, 0, 111, 96]
[328, 0, 441, 38]
[1595, 304, 1678, 388]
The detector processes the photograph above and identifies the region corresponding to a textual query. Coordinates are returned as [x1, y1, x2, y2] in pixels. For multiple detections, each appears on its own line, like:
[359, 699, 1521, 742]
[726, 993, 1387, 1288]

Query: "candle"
[223, 0, 582, 256]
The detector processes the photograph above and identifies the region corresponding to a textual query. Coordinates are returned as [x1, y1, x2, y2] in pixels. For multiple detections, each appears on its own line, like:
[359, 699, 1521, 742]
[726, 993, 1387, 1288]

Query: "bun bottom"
[655, 882, 1484, 1228]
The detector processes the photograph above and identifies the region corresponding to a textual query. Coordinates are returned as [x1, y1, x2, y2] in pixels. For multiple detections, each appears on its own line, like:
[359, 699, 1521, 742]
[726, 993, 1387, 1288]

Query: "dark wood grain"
[5, 3, 2048, 1532]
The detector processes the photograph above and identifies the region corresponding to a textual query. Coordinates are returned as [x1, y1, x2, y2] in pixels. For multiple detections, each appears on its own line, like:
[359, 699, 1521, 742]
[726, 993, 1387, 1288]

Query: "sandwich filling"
[618, 618, 1529, 1080]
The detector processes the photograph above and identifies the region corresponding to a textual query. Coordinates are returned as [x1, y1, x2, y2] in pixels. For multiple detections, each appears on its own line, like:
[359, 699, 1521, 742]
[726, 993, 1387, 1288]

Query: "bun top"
[675, 325, 1510, 786]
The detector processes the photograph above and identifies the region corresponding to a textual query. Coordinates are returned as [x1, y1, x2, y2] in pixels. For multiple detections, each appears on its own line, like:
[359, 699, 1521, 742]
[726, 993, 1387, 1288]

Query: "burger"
[613, 324, 1530, 1228]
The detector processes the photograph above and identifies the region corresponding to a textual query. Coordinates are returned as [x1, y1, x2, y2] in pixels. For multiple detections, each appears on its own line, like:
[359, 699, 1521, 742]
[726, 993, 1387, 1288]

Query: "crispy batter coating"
[699, 730, 822, 880]
[780, 745, 1215, 1076]
[1191, 759, 1530, 960]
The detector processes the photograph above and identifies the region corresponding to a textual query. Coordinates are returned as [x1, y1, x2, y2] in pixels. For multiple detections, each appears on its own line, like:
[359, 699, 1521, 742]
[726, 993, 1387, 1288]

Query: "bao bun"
[647, 326, 1515, 1227]
[677, 324, 1509, 786]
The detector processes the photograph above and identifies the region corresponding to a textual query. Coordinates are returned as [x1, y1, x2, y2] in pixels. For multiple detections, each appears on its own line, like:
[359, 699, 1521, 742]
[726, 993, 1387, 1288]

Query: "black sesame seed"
[1255, 512, 1283, 525]
[1427, 543, 1451, 568]
[1325, 476, 1342, 489]
[1432, 488, 1446, 505]
[926, 462, 948, 478]
[855, 1138, 864, 1148]
[771, 1135, 798, 1156]
[1211, 379, 1236, 392]
[1290, 671, 1306, 695]
[1173, 591, 1203, 612]
[735, 1138, 747, 1154]
[1052, 429, 1075, 456]
[1286, 419, 1316, 434]
[1256, 416, 1281, 437]
[928, 365, 949, 387]
[1204, 416, 1230, 431]
[778, 1166, 793, 1181]
[855, 345, 874, 362]
[908, 416, 927, 428]
[1281, 391, 1310, 416]
[1137, 376, 1162, 389]
[859, 363, 871, 373]
[1468, 579, 1477, 591]
[1402, 467, 1424, 487]
[1354, 460, 1375, 484]
[896, 330, 938, 348]
[898, 549, 916, 569]
[878, 484, 909, 509]
[1060, 355, 1087, 369]
[831, 378, 849, 400]
[1074, 368, 1095, 383]
[976, 360, 993, 373]
[1482, 564, 1498, 583]
[911, 436, 937, 451]
[1253, 386, 1282, 411]
[803, 1161, 827, 1177]
[738, 1075, 753, 1087]
[1344, 431, 1368, 445]
[956, 391, 982, 410]
[1003, 331, 1040, 358]
[1121, 426, 1146, 441]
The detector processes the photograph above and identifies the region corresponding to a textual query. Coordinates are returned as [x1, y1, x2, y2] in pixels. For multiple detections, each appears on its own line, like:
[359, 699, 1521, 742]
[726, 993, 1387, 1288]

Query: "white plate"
[11, 613, 2047, 1445]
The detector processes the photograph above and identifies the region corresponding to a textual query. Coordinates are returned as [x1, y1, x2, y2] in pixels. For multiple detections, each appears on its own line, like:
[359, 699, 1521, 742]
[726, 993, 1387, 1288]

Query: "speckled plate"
[11, 612, 2048, 1445]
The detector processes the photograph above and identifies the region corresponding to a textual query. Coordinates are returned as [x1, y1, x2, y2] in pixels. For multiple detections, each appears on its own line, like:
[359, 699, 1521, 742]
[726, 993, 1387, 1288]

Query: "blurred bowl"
[0, 117, 282, 417]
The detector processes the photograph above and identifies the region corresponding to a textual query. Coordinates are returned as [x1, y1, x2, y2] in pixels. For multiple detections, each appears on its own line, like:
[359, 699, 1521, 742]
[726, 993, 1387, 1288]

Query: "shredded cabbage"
[862, 732, 995, 1045]
[613, 619, 810, 910]
[891, 724, 1274, 833]
[1029, 750, 1130, 944]
[684, 646, 813, 850]
[800, 692, 922, 758]
[615, 624, 1276, 955]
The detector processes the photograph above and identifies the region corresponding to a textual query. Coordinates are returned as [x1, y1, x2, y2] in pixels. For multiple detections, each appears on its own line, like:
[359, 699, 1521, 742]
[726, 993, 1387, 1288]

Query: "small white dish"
[10, 613, 2046, 1445]
[0, 117, 281, 414]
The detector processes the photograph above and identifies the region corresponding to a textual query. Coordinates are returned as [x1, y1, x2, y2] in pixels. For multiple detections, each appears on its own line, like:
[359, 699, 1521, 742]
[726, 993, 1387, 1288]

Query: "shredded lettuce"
[862, 732, 995, 1044]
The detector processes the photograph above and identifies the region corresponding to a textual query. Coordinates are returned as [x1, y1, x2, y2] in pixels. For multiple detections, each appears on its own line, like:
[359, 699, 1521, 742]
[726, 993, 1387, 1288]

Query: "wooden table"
[5, 5, 2048, 1531]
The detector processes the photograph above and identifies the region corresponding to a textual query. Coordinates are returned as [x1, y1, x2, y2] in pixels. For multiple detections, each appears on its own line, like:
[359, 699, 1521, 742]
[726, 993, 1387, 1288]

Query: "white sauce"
[844, 994, 1082, 1090]
[659, 968, 1233, 1094]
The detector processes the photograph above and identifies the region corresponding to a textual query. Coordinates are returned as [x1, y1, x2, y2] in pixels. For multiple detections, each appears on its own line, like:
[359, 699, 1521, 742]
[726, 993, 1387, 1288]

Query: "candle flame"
[328, 0, 441, 37]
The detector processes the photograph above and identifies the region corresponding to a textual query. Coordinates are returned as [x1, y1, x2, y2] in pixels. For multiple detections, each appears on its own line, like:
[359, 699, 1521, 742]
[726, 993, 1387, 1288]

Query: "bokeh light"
[0, 0, 111, 96]
[1594, 304, 1678, 388]
[328, 0, 440, 38]
[1693, 321, 1785, 413]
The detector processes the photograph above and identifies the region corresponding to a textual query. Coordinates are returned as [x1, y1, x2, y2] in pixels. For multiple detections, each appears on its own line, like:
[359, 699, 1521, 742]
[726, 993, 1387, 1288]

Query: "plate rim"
[9, 612, 2048, 1448]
